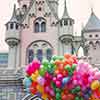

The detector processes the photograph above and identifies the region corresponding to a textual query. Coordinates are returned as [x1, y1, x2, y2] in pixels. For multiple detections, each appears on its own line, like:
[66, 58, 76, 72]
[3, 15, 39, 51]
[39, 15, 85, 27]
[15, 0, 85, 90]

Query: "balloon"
[23, 53, 100, 99]
[30, 82, 37, 94]
[31, 71, 39, 81]
[56, 80, 61, 88]
[39, 68, 45, 76]
[25, 64, 34, 76]
[91, 80, 100, 90]
[62, 77, 70, 85]
[37, 76, 45, 86]
[23, 77, 32, 88]
[31, 60, 40, 71]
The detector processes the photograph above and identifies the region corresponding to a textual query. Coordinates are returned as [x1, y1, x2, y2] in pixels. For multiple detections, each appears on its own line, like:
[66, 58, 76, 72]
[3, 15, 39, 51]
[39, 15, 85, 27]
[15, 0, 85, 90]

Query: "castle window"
[23, 5, 27, 9]
[46, 49, 52, 61]
[95, 34, 98, 37]
[96, 41, 100, 44]
[38, 7, 42, 11]
[37, 49, 43, 62]
[16, 24, 19, 29]
[89, 35, 92, 37]
[41, 22, 46, 32]
[34, 17, 46, 33]
[35, 22, 40, 32]
[60, 22, 62, 26]
[89, 41, 93, 45]
[10, 23, 13, 29]
[70, 21, 72, 26]
[28, 49, 34, 63]
[64, 20, 68, 25]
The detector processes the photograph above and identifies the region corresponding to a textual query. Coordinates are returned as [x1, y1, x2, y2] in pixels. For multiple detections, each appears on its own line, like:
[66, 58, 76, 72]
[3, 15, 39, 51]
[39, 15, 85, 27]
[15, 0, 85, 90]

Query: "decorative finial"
[91, 7, 94, 15]
[12, 4, 16, 18]
[62, 0, 69, 18]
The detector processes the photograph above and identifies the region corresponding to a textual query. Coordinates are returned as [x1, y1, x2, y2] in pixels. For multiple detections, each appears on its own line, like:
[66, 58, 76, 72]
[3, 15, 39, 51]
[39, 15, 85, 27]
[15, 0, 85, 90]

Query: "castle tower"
[82, 9, 100, 67]
[58, 0, 74, 55]
[5, 5, 21, 69]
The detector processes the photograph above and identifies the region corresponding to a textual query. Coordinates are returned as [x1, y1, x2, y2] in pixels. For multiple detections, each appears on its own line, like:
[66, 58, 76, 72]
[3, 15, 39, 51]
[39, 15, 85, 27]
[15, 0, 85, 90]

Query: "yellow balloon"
[37, 85, 43, 93]
[31, 71, 39, 81]
[91, 80, 100, 90]
[42, 93, 48, 99]
[35, 70, 39, 77]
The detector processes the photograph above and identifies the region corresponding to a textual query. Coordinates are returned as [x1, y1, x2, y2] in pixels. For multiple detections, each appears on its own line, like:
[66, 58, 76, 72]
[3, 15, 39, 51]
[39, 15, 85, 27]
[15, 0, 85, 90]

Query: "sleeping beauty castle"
[0, 0, 100, 99]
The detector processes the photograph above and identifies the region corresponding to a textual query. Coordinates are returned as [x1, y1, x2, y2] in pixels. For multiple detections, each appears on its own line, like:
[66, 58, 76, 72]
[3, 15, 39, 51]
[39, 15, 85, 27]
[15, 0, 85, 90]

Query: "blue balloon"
[23, 77, 32, 88]
[62, 77, 70, 85]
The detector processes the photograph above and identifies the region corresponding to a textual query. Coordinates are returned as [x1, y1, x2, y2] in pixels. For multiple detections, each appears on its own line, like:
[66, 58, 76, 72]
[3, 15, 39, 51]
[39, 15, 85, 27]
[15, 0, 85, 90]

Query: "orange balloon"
[64, 54, 71, 59]
[55, 70, 60, 74]
[54, 60, 62, 66]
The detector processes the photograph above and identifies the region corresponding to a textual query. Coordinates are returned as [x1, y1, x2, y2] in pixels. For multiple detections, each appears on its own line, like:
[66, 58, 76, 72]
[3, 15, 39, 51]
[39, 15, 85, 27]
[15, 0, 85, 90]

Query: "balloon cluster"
[23, 54, 100, 100]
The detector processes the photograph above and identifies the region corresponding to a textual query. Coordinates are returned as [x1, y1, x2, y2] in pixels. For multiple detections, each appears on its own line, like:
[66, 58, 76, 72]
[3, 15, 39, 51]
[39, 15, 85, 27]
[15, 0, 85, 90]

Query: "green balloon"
[80, 97, 84, 100]
[42, 59, 49, 67]
[58, 56, 64, 60]
[50, 60, 55, 67]
[71, 89, 76, 94]
[52, 55, 59, 61]
[75, 97, 80, 100]
[64, 65, 71, 71]
[56, 88, 61, 93]
[68, 70, 73, 76]
[72, 64, 77, 71]
[56, 93, 61, 100]
[75, 86, 81, 92]
[39, 68, 45, 76]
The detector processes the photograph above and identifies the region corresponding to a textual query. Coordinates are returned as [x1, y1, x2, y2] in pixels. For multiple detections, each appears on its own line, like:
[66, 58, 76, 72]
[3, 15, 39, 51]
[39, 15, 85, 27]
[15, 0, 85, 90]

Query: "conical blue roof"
[83, 11, 100, 32]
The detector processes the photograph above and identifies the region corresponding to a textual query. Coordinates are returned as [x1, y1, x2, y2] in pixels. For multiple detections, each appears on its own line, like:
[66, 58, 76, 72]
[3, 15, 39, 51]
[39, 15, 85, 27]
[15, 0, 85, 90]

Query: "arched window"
[41, 22, 46, 32]
[64, 20, 68, 25]
[10, 23, 13, 29]
[37, 49, 43, 62]
[28, 49, 34, 63]
[46, 49, 52, 61]
[70, 21, 72, 26]
[34, 17, 46, 33]
[16, 24, 19, 29]
[23, 5, 27, 9]
[89, 41, 93, 45]
[35, 22, 39, 32]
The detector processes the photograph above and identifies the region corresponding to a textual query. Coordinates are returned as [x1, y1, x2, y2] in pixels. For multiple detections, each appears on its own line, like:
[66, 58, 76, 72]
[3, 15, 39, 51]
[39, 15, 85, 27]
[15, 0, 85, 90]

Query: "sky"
[0, 0, 100, 52]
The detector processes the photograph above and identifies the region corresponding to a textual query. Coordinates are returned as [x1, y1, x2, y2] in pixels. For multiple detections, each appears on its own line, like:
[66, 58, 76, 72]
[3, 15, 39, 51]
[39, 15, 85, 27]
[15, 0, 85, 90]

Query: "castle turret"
[82, 9, 100, 67]
[58, 0, 74, 55]
[5, 5, 21, 69]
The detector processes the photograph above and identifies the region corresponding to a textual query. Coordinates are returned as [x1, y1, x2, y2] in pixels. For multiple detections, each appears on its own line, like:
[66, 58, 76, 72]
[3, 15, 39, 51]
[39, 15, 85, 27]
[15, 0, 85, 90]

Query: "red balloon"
[30, 82, 38, 94]
[95, 88, 100, 97]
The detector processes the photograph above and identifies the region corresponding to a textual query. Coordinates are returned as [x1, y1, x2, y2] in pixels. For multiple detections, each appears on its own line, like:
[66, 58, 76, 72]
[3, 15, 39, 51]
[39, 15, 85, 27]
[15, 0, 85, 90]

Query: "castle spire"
[62, 0, 69, 18]
[9, 4, 18, 23]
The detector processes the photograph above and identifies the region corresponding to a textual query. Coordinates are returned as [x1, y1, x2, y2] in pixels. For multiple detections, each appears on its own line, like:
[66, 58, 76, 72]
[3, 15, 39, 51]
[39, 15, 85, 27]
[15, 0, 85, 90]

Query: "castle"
[0, 0, 100, 99]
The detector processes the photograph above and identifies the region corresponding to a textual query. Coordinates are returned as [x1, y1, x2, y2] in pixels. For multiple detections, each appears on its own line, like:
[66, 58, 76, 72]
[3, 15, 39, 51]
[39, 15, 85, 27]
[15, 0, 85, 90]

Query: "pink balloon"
[53, 77, 57, 83]
[57, 74, 63, 81]
[31, 60, 40, 70]
[56, 81, 61, 88]
[94, 72, 100, 80]
[25, 64, 34, 76]
[49, 89, 55, 96]
[37, 76, 45, 86]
